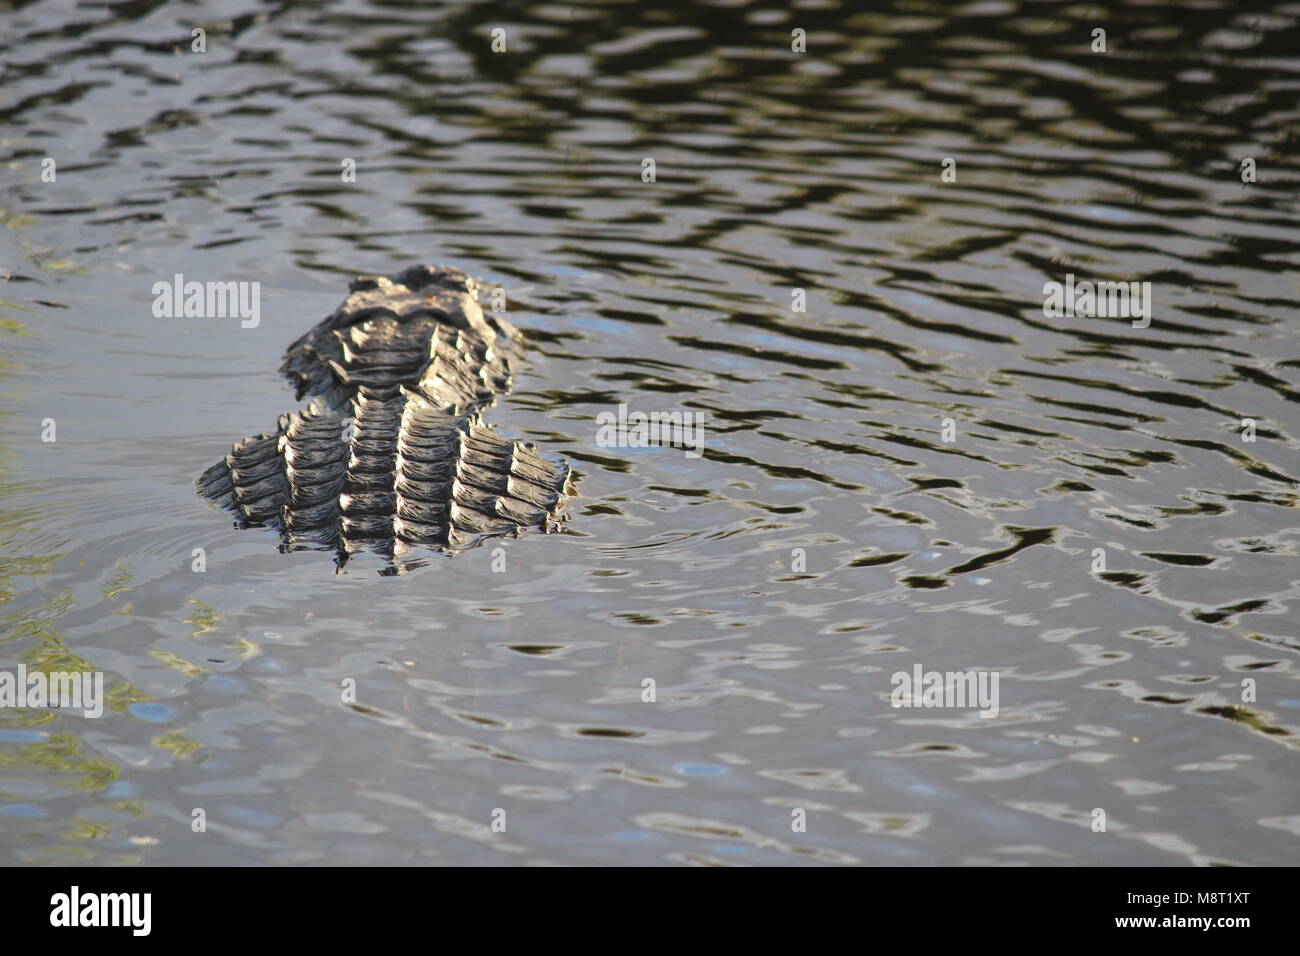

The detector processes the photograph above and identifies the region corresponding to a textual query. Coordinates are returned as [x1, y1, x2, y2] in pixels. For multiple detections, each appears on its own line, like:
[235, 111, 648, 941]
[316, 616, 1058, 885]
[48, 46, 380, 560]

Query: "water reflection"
[0, 0, 1296, 865]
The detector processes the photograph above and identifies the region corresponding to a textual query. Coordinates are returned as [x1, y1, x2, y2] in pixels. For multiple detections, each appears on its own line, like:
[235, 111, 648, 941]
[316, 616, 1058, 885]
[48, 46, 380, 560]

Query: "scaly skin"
[197, 265, 572, 573]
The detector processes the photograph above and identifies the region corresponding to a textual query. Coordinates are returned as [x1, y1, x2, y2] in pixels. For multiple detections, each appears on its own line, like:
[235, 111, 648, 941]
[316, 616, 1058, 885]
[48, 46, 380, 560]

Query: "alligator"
[197, 265, 572, 573]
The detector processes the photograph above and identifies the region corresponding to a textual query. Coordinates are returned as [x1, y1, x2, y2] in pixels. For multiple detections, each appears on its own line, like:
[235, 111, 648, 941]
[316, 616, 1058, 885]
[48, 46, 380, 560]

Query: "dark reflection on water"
[0, 0, 1296, 865]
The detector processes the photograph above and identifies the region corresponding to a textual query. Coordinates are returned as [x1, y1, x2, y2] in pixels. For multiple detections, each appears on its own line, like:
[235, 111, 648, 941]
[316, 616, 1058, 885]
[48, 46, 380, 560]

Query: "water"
[0, 0, 1296, 866]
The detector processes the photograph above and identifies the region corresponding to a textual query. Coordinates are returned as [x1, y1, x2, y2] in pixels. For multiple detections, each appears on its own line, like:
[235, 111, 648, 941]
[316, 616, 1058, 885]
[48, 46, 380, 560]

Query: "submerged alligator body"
[198, 265, 571, 572]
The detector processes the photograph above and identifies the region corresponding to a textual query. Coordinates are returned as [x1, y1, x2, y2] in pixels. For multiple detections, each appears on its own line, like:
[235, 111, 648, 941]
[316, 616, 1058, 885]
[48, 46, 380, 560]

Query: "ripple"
[0, 0, 1296, 867]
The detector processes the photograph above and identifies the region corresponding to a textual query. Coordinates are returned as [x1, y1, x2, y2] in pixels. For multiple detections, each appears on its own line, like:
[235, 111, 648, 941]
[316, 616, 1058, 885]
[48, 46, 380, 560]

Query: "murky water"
[1, 0, 1297, 866]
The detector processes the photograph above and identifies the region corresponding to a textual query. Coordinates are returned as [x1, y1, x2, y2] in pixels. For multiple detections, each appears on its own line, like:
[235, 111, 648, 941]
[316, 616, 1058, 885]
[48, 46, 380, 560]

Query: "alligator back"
[197, 265, 571, 572]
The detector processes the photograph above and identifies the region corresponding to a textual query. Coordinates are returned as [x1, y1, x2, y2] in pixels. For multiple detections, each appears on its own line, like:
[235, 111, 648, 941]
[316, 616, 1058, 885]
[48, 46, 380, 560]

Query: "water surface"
[0, 0, 1297, 865]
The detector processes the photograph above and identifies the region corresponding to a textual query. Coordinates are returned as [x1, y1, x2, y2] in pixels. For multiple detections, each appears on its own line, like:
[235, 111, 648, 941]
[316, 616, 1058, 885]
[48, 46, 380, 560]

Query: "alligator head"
[197, 265, 572, 573]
